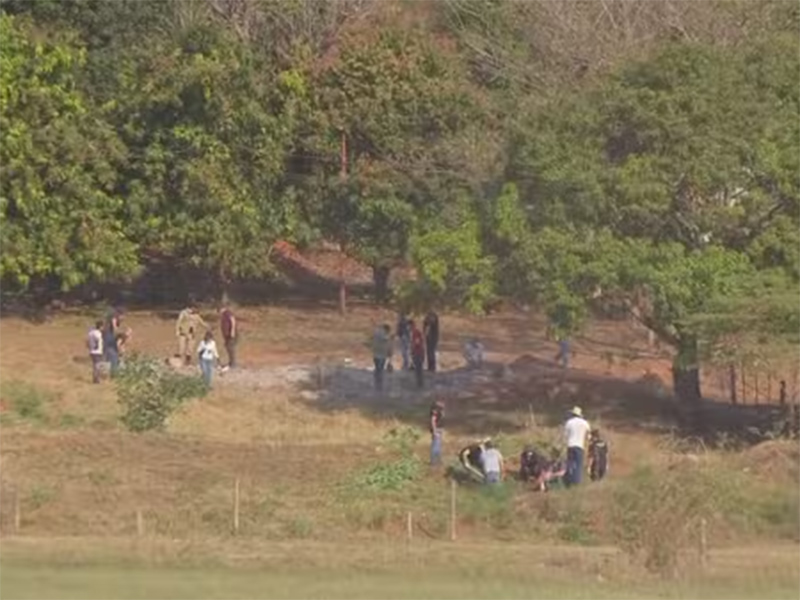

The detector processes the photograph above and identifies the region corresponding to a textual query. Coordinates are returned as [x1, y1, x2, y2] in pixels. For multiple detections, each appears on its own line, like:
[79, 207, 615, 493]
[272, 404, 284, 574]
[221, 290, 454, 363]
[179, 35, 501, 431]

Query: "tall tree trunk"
[373, 265, 390, 304]
[218, 266, 231, 306]
[672, 336, 702, 404]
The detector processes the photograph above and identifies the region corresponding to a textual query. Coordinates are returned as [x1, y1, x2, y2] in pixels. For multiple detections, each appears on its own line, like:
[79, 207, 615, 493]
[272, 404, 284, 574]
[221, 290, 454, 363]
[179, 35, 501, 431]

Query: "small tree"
[116, 354, 207, 433]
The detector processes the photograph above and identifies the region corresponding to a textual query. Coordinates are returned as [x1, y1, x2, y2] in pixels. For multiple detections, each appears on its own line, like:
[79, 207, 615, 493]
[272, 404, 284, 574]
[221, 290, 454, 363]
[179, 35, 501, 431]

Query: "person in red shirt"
[219, 305, 238, 369]
[410, 319, 425, 389]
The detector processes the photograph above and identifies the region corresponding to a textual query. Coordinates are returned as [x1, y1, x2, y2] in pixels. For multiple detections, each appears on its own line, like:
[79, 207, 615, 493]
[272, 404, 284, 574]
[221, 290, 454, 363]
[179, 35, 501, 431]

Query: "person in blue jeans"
[429, 400, 445, 466]
[197, 331, 220, 387]
[480, 441, 504, 485]
[102, 308, 122, 377]
[563, 406, 591, 487]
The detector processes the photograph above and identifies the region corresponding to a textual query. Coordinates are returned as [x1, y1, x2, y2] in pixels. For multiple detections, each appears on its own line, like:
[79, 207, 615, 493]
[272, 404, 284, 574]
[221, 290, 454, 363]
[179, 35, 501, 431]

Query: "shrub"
[116, 354, 207, 432]
[351, 426, 423, 492]
[5, 381, 54, 423]
[612, 461, 743, 576]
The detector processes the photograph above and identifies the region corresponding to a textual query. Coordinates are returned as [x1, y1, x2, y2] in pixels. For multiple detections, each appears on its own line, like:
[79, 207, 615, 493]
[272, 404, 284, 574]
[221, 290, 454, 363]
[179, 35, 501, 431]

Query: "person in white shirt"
[87, 320, 104, 384]
[480, 441, 504, 484]
[563, 406, 591, 486]
[197, 331, 220, 387]
[463, 338, 485, 369]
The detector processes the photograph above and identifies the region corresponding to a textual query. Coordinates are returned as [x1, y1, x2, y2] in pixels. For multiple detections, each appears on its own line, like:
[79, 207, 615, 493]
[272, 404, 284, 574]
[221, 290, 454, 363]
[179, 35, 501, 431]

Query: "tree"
[0, 14, 138, 294]
[506, 36, 799, 406]
[111, 23, 305, 299]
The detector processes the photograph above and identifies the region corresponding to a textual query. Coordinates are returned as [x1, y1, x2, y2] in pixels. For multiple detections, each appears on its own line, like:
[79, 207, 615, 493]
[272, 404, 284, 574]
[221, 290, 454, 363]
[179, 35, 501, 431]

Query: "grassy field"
[2, 538, 799, 600]
[1, 303, 798, 599]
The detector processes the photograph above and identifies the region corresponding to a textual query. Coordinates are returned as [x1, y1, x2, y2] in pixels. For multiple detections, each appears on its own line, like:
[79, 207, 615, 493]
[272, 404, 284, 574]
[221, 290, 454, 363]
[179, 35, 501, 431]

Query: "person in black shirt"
[423, 310, 439, 372]
[397, 312, 411, 371]
[429, 400, 445, 466]
[588, 429, 609, 481]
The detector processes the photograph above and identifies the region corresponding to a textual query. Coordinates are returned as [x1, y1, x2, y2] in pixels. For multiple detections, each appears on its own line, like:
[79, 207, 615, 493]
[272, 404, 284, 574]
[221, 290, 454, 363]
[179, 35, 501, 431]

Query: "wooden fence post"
[233, 478, 240, 534]
[450, 479, 457, 542]
[406, 512, 413, 543]
[729, 365, 737, 405]
[699, 518, 708, 568]
[14, 489, 21, 534]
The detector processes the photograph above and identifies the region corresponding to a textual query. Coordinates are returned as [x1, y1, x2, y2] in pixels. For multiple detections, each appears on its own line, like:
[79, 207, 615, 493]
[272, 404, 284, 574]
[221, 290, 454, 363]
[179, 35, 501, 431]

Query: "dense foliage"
[1, 0, 798, 403]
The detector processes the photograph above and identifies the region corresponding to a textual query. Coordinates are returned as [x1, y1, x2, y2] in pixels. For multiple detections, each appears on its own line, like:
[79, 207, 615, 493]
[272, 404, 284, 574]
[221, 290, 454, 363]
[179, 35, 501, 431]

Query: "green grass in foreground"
[2, 563, 798, 600]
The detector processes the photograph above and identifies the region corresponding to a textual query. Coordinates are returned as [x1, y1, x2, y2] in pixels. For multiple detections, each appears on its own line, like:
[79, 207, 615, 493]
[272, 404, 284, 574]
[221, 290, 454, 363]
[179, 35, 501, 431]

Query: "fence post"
[754, 371, 760, 405]
[136, 509, 144, 536]
[233, 478, 240, 535]
[729, 365, 737, 404]
[14, 489, 21, 534]
[406, 512, 413, 543]
[699, 518, 708, 568]
[450, 479, 457, 542]
[741, 365, 747, 404]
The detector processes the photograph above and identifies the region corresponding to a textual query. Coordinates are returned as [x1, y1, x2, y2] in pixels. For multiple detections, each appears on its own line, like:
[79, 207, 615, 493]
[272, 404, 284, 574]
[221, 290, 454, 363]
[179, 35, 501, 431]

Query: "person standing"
[563, 406, 591, 487]
[176, 305, 207, 366]
[396, 311, 411, 371]
[371, 323, 393, 391]
[219, 305, 238, 369]
[480, 441, 504, 485]
[103, 308, 122, 378]
[87, 320, 104, 384]
[423, 309, 440, 372]
[588, 429, 609, 481]
[197, 331, 219, 387]
[556, 336, 571, 369]
[429, 399, 445, 466]
[410, 319, 425, 389]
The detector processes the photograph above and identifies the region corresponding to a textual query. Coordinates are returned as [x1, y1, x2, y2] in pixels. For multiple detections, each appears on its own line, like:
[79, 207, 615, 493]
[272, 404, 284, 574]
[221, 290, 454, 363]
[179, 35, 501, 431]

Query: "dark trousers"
[104, 346, 119, 377]
[426, 338, 437, 371]
[566, 447, 584, 487]
[373, 357, 386, 390]
[90, 354, 102, 383]
[224, 337, 237, 368]
[413, 354, 424, 388]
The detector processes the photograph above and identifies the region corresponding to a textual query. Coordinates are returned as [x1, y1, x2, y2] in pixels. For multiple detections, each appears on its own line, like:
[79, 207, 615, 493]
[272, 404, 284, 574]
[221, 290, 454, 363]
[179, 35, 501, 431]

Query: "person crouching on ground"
[371, 323, 393, 391]
[563, 406, 591, 487]
[463, 337, 485, 369]
[520, 445, 549, 491]
[480, 440, 504, 485]
[197, 331, 219, 387]
[588, 429, 609, 481]
[459, 439, 488, 482]
[429, 399, 445, 466]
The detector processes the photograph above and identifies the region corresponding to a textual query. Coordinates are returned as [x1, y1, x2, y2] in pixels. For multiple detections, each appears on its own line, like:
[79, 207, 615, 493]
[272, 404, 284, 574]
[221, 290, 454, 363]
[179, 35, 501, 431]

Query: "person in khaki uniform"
[176, 306, 207, 365]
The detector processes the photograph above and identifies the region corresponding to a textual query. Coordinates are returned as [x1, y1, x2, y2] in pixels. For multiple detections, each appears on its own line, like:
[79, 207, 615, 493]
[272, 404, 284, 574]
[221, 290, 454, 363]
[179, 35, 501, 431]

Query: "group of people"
[430, 400, 608, 491]
[86, 304, 238, 387]
[371, 310, 440, 391]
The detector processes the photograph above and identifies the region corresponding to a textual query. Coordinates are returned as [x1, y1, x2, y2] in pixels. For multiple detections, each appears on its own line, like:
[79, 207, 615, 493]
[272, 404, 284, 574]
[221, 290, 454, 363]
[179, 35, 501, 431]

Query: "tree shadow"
[291, 353, 790, 445]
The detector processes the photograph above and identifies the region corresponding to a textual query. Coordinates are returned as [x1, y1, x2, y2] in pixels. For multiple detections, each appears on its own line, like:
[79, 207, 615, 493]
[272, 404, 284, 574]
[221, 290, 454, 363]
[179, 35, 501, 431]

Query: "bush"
[5, 381, 55, 423]
[612, 461, 743, 576]
[116, 354, 207, 432]
[351, 426, 423, 492]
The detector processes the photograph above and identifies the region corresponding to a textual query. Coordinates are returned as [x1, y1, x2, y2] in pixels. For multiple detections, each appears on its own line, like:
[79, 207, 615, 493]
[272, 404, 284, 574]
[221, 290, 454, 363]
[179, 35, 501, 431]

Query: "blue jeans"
[566, 447, 584, 486]
[430, 429, 442, 465]
[485, 471, 501, 484]
[200, 358, 214, 386]
[557, 339, 571, 368]
[105, 346, 119, 377]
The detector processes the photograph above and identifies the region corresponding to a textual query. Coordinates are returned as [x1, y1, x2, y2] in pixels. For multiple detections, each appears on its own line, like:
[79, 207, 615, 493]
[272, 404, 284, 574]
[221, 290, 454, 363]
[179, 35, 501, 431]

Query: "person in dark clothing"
[588, 429, 609, 481]
[423, 310, 439, 372]
[429, 400, 445, 466]
[458, 439, 489, 482]
[102, 308, 122, 378]
[219, 305, 238, 369]
[410, 319, 425, 389]
[396, 312, 411, 371]
[520, 445, 566, 492]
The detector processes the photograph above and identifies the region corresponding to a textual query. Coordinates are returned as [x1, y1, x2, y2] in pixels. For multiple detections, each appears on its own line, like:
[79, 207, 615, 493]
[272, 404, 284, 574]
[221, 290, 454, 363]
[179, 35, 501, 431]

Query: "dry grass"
[1, 303, 797, 588]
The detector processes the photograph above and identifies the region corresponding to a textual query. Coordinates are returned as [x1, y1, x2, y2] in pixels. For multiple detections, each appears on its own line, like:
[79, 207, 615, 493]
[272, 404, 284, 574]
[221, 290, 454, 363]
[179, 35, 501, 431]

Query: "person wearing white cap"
[563, 406, 591, 486]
